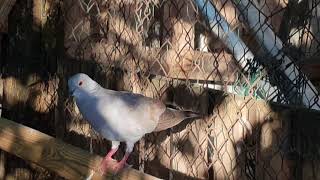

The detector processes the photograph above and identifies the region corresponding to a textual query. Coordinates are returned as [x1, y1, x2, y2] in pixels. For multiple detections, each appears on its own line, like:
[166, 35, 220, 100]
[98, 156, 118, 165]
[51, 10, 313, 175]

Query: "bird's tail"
[153, 108, 201, 132]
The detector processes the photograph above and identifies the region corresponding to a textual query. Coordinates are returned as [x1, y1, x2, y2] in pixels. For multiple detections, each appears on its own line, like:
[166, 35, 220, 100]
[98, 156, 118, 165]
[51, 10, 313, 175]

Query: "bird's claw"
[98, 158, 131, 175]
[110, 160, 131, 174]
[112, 163, 125, 174]
[98, 157, 114, 175]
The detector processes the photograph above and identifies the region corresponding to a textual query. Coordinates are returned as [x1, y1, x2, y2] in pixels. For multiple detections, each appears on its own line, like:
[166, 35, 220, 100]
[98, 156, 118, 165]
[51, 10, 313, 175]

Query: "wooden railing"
[0, 0, 16, 32]
[0, 118, 160, 180]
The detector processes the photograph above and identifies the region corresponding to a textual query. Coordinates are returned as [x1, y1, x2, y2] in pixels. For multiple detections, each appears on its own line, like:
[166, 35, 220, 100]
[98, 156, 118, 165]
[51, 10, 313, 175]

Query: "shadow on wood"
[0, 118, 160, 180]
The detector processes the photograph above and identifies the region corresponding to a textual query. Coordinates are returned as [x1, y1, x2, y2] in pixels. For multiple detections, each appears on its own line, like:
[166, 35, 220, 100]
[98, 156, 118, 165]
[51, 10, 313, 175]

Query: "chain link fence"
[45, 0, 320, 179]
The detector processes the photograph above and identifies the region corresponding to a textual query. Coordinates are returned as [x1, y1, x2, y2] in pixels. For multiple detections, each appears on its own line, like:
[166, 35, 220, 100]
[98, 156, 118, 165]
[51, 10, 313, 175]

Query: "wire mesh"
[62, 0, 320, 179]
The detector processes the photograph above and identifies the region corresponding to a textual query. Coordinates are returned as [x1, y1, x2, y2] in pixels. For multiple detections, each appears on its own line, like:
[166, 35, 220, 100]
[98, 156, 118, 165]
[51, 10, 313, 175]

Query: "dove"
[68, 73, 199, 174]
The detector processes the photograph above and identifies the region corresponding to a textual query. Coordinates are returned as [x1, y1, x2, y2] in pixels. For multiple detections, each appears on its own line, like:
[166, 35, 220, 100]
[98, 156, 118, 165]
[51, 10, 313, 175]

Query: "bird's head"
[68, 73, 99, 98]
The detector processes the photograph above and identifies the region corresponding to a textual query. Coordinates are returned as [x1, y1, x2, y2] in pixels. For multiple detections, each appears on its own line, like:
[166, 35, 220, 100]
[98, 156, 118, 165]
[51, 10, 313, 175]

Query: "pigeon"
[68, 73, 199, 174]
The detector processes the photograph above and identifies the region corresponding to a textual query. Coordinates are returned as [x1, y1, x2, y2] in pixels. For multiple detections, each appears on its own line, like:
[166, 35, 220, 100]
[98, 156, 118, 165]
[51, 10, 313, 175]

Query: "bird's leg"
[112, 152, 130, 173]
[103, 148, 118, 160]
[112, 141, 134, 174]
[99, 141, 120, 174]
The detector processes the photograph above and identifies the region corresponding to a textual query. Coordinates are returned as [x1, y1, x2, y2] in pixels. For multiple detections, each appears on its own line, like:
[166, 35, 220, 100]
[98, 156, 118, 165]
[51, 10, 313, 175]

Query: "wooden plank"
[32, 0, 41, 30]
[300, 58, 320, 80]
[66, 42, 237, 83]
[155, 48, 236, 82]
[0, 73, 5, 179]
[0, 118, 160, 180]
[64, 1, 237, 83]
[0, 68, 3, 118]
[162, 0, 195, 51]
[212, 0, 241, 28]
[258, 0, 287, 32]
[210, 95, 295, 179]
[210, 94, 320, 180]
[212, 0, 287, 33]
[0, 0, 16, 32]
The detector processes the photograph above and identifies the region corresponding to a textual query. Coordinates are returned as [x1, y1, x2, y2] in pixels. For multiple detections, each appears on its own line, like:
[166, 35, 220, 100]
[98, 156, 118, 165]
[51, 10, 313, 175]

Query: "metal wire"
[63, 0, 320, 179]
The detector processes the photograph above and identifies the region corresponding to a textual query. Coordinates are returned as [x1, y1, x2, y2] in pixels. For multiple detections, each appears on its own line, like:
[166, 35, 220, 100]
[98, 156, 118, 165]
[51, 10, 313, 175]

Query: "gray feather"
[153, 108, 200, 132]
[68, 73, 200, 147]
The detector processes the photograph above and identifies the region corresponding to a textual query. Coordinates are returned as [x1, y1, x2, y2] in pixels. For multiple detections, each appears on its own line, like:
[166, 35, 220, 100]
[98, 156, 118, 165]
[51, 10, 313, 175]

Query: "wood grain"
[65, 3, 237, 83]
[66, 42, 237, 83]
[0, 118, 160, 180]
[0, 0, 16, 32]
[300, 58, 320, 80]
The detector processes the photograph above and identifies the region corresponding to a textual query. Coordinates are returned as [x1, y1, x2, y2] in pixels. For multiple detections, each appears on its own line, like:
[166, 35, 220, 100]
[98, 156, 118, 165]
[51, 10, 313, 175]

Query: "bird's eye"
[78, 81, 83, 86]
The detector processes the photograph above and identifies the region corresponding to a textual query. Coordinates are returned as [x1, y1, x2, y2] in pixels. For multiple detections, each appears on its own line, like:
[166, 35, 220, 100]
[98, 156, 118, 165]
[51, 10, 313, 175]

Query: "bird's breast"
[75, 97, 134, 141]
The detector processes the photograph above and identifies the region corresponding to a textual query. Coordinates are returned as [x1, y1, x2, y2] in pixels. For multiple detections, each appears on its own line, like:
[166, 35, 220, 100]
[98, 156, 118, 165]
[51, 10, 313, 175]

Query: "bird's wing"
[107, 90, 201, 133]
[153, 108, 200, 132]
[111, 90, 166, 126]
[91, 90, 166, 141]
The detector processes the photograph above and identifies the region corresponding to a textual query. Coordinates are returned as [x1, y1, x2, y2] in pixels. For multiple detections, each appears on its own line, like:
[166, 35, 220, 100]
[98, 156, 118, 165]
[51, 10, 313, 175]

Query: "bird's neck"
[75, 86, 99, 102]
[89, 84, 101, 93]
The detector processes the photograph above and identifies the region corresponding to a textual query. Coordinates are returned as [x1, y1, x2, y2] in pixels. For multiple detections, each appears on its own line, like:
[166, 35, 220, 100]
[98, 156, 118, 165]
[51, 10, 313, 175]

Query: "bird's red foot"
[111, 152, 130, 174]
[98, 148, 118, 175]
[111, 160, 126, 174]
[98, 151, 130, 175]
[98, 157, 129, 175]
[98, 156, 115, 175]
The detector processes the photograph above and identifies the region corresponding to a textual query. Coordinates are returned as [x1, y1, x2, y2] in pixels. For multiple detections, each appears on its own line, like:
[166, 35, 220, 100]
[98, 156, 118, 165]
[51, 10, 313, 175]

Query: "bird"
[67, 73, 200, 175]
